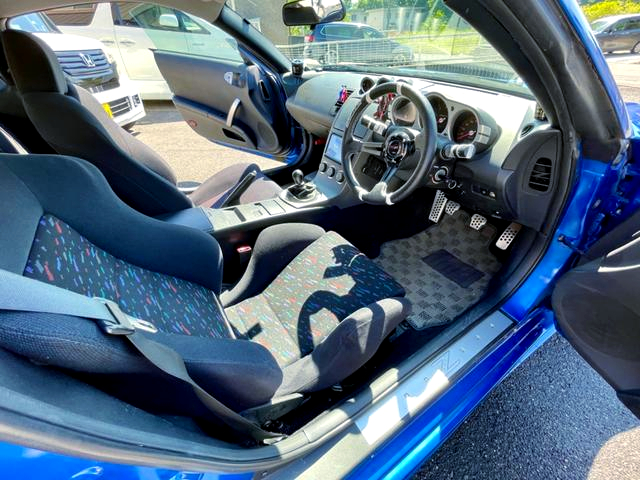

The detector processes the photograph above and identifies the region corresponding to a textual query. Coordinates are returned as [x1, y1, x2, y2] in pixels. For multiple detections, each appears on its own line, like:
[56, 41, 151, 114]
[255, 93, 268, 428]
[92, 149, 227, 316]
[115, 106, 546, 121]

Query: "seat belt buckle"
[95, 298, 158, 335]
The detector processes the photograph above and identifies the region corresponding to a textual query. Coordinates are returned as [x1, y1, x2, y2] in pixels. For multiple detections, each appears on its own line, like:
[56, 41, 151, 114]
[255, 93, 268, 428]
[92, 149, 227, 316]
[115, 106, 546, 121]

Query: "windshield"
[227, 0, 530, 96]
[590, 19, 612, 33]
[9, 12, 60, 33]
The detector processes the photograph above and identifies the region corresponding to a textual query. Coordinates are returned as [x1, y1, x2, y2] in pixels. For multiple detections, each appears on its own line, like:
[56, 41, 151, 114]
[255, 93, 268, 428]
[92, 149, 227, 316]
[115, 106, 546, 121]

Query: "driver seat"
[0, 153, 410, 432]
[0, 29, 282, 217]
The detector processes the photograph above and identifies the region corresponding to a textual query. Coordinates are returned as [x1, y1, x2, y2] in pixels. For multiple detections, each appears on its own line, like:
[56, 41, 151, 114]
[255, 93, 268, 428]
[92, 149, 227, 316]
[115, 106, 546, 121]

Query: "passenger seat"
[1, 29, 283, 217]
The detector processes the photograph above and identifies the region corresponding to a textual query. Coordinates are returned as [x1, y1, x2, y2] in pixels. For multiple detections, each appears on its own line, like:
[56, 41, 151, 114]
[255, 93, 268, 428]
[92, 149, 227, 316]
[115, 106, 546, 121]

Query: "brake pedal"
[470, 214, 487, 231]
[429, 190, 448, 223]
[496, 223, 522, 250]
[445, 201, 460, 216]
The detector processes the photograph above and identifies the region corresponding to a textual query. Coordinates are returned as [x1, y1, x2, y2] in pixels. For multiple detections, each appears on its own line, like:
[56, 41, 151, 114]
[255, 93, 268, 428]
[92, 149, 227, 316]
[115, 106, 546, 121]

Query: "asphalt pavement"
[414, 54, 640, 480]
[129, 103, 280, 183]
[415, 335, 640, 480]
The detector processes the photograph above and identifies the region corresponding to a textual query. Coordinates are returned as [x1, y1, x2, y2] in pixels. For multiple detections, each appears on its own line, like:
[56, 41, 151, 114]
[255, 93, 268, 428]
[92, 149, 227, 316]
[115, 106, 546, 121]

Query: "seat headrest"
[0, 36, 14, 86]
[1, 29, 68, 95]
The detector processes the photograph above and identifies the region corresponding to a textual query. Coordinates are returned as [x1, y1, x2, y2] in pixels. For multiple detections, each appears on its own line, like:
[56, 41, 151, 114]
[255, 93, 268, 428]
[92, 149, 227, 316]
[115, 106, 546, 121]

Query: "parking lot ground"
[129, 101, 281, 184]
[605, 54, 640, 103]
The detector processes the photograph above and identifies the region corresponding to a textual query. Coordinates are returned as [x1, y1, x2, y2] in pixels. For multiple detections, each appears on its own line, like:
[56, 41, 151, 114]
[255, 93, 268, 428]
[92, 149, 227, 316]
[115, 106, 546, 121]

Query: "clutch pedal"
[445, 201, 460, 216]
[470, 214, 487, 231]
[429, 190, 448, 223]
[496, 223, 522, 250]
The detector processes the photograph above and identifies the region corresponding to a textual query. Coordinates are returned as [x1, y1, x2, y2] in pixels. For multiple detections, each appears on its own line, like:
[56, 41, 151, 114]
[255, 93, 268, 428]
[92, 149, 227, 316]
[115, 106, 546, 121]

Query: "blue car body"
[0, 0, 638, 478]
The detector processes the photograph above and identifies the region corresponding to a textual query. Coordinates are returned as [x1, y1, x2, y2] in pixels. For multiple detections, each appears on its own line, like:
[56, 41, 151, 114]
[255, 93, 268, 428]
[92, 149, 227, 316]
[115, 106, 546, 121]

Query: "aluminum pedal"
[445, 201, 460, 216]
[496, 223, 522, 250]
[470, 214, 487, 231]
[429, 190, 448, 223]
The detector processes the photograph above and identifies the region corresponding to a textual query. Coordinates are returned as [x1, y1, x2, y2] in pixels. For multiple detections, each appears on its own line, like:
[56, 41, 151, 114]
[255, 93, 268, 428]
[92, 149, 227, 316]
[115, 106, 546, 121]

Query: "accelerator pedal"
[496, 223, 522, 250]
[445, 201, 460, 216]
[429, 190, 448, 223]
[469, 213, 487, 231]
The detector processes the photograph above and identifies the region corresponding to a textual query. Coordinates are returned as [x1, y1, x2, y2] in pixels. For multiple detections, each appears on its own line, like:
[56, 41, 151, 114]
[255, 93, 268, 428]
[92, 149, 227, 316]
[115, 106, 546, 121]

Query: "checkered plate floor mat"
[374, 210, 501, 330]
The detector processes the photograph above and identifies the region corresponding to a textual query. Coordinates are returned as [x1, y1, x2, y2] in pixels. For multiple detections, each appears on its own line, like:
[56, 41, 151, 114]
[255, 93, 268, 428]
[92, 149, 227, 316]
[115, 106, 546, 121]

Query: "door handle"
[119, 39, 136, 46]
[100, 38, 116, 45]
[191, 42, 205, 47]
[226, 98, 242, 127]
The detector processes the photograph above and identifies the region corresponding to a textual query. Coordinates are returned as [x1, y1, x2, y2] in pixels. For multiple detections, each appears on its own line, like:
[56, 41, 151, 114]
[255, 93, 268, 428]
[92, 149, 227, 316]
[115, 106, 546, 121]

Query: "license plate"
[102, 103, 113, 118]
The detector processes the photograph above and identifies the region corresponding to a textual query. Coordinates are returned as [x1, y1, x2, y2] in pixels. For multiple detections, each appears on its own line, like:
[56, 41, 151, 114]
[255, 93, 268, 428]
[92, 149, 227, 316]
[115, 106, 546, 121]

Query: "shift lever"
[292, 169, 305, 187]
[288, 168, 316, 201]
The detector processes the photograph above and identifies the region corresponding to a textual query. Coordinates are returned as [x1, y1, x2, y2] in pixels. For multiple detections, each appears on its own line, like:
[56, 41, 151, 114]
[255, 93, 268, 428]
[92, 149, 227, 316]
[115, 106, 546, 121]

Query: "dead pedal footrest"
[496, 223, 522, 250]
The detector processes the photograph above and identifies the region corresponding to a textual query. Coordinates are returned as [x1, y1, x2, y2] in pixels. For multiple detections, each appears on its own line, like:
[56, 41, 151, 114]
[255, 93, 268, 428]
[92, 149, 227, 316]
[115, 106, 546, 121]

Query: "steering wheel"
[341, 81, 437, 205]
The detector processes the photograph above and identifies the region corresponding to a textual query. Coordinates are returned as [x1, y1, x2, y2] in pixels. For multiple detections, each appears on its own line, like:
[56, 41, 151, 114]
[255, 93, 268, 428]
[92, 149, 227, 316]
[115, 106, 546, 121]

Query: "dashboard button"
[319, 162, 328, 173]
[336, 172, 345, 183]
[327, 167, 336, 178]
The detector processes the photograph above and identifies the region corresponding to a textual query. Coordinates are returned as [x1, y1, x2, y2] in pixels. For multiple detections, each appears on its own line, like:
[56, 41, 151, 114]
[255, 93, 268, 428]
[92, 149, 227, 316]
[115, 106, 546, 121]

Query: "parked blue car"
[0, 0, 638, 478]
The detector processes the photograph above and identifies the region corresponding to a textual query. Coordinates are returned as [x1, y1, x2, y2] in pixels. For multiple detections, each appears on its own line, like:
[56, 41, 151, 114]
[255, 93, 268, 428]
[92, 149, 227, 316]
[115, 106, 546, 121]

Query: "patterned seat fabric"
[24, 215, 232, 338]
[23, 215, 403, 368]
[225, 231, 405, 366]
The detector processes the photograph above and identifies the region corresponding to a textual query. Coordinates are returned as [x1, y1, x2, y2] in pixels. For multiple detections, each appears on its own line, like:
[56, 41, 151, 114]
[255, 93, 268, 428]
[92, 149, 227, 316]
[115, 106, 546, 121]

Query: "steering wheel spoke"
[380, 164, 398, 183]
[359, 139, 385, 157]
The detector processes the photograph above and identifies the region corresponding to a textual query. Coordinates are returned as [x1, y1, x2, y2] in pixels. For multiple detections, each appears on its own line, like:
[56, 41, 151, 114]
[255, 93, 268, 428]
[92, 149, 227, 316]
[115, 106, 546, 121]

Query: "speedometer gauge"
[428, 95, 448, 133]
[452, 110, 478, 144]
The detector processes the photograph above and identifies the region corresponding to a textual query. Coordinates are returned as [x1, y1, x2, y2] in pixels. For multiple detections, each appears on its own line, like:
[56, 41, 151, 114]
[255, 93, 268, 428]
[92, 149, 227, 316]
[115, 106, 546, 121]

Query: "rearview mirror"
[158, 13, 179, 29]
[282, 0, 345, 27]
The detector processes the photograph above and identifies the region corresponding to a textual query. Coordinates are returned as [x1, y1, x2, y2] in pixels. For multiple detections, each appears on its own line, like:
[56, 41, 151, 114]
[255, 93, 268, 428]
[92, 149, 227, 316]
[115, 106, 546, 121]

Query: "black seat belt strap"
[0, 270, 281, 443]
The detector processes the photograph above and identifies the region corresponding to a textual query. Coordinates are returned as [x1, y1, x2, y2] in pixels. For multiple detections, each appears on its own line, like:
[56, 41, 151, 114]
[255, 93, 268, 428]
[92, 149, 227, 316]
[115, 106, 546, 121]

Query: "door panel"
[154, 50, 291, 155]
[552, 210, 640, 418]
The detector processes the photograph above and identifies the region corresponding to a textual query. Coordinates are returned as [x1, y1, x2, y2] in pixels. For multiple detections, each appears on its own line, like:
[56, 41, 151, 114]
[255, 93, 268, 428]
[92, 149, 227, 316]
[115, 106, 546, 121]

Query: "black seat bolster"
[221, 223, 327, 307]
[276, 297, 412, 395]
[0, 310, 283, 414]
[2, 154, 222, 292]
[22, 92, 191, 216]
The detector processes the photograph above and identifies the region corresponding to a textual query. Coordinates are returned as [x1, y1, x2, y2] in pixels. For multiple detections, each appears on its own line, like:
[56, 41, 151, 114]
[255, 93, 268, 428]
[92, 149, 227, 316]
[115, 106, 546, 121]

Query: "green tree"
[581, 0, 640, 21]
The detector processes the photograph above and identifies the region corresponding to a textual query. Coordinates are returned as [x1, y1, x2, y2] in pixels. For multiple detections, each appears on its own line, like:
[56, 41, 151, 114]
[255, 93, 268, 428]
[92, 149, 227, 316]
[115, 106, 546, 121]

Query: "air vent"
[331, 89, 354, 115]
[520, 123, 535, 137]
[534, 104, 547, 121]
[528, 157, 552, 192]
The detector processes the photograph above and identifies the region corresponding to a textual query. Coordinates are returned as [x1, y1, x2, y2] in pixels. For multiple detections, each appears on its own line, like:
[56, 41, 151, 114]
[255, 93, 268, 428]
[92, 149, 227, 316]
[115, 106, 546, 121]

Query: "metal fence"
[276, 32, 512, 74]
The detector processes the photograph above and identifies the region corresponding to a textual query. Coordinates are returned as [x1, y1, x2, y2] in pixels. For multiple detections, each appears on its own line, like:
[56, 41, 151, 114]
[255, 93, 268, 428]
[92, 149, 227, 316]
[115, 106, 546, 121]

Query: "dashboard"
[286, 72, 559, 230]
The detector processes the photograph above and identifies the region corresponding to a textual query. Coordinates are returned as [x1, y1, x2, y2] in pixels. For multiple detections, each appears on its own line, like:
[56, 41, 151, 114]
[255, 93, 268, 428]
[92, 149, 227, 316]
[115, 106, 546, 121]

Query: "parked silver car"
[591, 14, 640, 54]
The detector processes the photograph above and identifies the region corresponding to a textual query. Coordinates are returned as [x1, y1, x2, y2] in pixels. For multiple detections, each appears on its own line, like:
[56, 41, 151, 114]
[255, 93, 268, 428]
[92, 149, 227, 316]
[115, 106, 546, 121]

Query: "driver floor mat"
[374, 210, 501, 330]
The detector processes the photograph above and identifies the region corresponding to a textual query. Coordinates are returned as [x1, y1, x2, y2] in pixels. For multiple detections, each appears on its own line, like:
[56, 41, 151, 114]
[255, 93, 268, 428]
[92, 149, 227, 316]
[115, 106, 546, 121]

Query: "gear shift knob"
[292, 169, 305, 186]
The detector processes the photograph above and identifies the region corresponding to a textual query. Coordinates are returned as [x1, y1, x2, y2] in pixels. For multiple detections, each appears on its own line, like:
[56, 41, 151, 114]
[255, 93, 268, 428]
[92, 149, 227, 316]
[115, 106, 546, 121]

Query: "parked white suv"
[9, 12, 145, 128]
[46, 3, 241, 100]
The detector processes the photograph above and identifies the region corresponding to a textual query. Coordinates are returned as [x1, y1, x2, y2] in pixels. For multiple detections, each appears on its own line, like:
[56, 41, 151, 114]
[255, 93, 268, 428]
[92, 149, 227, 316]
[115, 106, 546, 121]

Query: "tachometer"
[428, 95, 448, 133]
[390, 96, 417, 126]
[452, 110, 478, 144]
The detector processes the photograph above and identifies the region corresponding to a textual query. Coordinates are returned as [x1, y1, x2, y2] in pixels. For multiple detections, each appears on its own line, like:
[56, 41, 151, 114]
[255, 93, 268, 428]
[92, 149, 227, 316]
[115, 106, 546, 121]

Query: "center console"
[161, 96, 364, 238]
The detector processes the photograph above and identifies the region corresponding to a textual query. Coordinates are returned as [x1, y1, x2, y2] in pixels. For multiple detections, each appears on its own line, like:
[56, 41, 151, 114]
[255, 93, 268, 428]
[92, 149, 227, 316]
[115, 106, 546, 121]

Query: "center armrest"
[156, 207, 214, 234]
